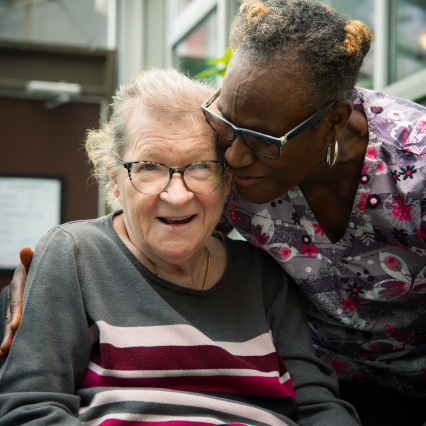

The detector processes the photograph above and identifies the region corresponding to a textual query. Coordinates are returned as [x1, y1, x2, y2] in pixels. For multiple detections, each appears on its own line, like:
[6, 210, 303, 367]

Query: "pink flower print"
[377, 161, 385, 172]
[229, 204, 242, 222]
[279, 247, 292, 261]
[388, 110, 404, 120]
[300, 243, 317, 257]
[313, 224, 324, 235]
[416, 228, 422, 241]
[252, 224, 269, 247]
[383, 256, 398, 269]
[366, 147, 375, 159]
[358, 193, 368, 211]
[369, 342, 381, 351]
[390, 196, 411, 222]
[326, 358, 349, 376]
[400, 127, 410, 143]
[342, 296, 360, 312]
[362, 163, 369, 174]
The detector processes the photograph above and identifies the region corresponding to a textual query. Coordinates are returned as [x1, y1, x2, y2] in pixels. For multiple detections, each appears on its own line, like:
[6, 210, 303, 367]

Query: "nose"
[223, 135, 256, 168]
[159, 173, 194, 205]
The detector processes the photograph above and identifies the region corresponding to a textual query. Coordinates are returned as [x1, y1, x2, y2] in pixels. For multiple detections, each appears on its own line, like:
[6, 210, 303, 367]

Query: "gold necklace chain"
[147, 247, 211, 290]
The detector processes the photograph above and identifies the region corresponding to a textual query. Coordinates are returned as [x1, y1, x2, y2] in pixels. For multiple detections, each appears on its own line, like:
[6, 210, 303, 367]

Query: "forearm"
[0, 286, 8, 368]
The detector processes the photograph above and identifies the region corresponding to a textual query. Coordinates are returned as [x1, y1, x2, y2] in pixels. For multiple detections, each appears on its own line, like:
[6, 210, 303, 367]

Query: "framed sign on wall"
[0, 175, 64, 273]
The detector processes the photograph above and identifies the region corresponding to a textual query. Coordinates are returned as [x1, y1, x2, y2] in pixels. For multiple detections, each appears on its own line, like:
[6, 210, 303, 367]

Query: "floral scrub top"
[218, 88, 426, 398]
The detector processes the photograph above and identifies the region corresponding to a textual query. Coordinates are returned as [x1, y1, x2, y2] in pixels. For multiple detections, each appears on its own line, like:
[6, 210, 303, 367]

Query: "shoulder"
[33, 213, 117, 263]
[46, 213, 114, 243]
[356, 87, 426, 156]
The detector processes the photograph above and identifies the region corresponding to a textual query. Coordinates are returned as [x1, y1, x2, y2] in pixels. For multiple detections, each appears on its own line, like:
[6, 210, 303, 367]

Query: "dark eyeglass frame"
[116, 157, 228, 195]
[201, 87, 337, 159]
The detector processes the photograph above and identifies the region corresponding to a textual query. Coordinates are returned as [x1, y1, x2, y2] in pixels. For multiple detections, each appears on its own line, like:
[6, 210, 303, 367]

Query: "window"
[167, 0, 239, 83]
[173, 10, 218, 79]
[0, 0, 115, 49]
[391, 0, 426, 82]
[323, 0, 375, 89]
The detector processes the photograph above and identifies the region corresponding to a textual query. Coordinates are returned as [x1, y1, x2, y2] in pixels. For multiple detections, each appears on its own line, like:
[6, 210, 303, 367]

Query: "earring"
[327, 140, 339, 166]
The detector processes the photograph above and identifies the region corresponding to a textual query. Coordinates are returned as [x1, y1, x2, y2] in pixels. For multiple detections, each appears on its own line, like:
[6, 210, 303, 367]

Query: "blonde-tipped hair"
[85, 68, 213, 210]
[230, 0, 372, 108]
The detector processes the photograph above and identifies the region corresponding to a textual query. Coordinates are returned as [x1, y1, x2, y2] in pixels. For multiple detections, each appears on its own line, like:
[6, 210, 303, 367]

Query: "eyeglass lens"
[129, 161, 224, 195]
[203, 111, 279, 158]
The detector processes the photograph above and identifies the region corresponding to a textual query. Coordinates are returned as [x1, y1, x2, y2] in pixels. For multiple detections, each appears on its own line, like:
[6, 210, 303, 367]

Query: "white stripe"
[279, 371, 291, 384]
[79, 389, 289, 426]
[96, 321, 275, 356]
[87, 361, 290, 382]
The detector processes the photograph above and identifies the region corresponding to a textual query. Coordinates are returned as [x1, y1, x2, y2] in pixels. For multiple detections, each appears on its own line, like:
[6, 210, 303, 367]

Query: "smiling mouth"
[233, 175, 264, 186]
[160, 215, 195, 225]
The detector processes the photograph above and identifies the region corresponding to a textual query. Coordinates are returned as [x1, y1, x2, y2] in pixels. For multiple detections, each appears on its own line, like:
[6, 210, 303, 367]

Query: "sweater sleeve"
[0, 227, 92, 425]
[268, 275, 361, 426]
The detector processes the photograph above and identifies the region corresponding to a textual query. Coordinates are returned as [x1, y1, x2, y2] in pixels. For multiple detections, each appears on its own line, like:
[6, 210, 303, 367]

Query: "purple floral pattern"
[218, 88, 426, 397]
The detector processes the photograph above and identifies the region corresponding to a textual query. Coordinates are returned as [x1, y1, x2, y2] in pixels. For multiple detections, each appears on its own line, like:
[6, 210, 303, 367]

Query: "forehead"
[219, 59, 307, 133]
[124, 102, 217, 160]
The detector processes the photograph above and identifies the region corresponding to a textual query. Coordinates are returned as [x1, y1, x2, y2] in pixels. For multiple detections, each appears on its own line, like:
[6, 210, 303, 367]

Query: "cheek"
[203, 191, 226, 222]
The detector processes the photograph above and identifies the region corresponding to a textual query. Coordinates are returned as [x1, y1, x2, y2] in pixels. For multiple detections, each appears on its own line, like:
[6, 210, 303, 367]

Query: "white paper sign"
[0, 177, 62, 270]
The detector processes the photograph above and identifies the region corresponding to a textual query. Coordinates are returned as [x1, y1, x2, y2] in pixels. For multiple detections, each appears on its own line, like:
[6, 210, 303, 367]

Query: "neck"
[112, 213, 227, 289]
[300, 108, 369, 197]
[147, 247, 211, 290]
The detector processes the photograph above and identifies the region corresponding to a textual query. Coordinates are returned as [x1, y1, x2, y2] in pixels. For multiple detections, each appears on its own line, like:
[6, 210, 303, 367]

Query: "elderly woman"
[0, 69, 359, 425]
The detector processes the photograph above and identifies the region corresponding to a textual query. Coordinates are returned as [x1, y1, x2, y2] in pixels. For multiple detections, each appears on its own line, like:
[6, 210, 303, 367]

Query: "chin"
[236, 185, 279, 205]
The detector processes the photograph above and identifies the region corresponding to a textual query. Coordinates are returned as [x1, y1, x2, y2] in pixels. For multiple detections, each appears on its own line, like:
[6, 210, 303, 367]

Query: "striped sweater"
[0, 213, 359, 425]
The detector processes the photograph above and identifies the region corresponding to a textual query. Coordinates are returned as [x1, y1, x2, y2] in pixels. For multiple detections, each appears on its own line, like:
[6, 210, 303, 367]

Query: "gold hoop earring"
[327, 140, 338, 166]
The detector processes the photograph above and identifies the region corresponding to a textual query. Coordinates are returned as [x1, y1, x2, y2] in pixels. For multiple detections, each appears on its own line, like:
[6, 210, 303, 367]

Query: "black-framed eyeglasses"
[116, 158, 228, 195]
[201, 87, 337, 159]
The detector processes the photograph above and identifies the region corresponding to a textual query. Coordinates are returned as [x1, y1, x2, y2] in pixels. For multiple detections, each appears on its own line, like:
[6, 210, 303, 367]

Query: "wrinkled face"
[110, 102, 232, 263]
[217, 59, 331, 203]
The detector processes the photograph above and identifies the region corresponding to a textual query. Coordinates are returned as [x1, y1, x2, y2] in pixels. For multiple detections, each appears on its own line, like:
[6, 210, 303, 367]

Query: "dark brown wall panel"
[0, 96, 101, 288]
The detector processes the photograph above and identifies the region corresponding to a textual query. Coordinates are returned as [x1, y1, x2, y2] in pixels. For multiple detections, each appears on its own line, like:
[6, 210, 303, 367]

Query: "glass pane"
[0, 0, 111, 49]
[173, 9, 218, 82]
[322, 0, 374, 89]
[177, 0, 195, 12]
[395, 0, 426, 81]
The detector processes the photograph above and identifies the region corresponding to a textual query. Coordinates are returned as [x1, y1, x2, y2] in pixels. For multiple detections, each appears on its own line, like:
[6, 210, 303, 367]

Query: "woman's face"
[110, 104, 231, 263]
[217, 60, 332, 203]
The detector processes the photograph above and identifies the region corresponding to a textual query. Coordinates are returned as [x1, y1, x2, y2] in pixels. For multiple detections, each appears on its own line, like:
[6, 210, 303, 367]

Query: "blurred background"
[0, 0, 425, 286]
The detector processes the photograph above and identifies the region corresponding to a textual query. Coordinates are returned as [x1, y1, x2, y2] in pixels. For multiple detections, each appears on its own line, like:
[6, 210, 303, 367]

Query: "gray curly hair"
[86, 68, 214, 210]
[229, 0, 372, 109]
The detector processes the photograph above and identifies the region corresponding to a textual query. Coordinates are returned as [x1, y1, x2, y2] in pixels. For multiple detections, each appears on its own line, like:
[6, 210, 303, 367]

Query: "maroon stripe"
[80, 369, 295, 399]
[94, 343, 286, 374]
[100, 421, 248, 426]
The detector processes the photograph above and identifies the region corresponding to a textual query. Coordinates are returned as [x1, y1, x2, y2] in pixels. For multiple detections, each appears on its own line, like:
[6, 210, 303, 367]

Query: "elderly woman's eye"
[134, 162, 161, 173]
[192, 162, 209, 170]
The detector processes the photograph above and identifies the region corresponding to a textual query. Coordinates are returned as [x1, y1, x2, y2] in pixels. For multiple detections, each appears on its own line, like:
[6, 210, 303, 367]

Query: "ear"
[106, 162, 120, 199]
[327, 100, 353, 142]
[223, 168, 233, 196]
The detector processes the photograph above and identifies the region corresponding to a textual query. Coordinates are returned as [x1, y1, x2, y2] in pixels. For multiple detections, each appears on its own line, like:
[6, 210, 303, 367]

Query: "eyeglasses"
[201, 87, 336, 159]
[117, 158, 228, 195]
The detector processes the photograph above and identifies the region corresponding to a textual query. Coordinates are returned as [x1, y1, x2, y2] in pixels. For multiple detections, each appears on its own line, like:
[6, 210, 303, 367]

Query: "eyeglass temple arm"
[202, 88, 222, 109]
[280, 100, 337, 145]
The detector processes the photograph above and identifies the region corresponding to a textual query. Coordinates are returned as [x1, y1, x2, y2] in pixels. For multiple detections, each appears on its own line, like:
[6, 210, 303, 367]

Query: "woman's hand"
[0, 247, 33, 360]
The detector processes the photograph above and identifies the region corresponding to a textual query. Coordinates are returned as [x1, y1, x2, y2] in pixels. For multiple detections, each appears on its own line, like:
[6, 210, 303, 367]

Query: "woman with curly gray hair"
[200, 1, 426, 425]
